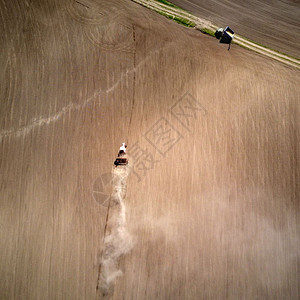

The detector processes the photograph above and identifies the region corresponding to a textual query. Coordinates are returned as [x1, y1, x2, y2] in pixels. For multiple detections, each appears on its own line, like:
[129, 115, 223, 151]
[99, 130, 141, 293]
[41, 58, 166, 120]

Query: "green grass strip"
[154, 0, 182, 10]
[199, 28, 215, 37]
[157, 11, 196, 27]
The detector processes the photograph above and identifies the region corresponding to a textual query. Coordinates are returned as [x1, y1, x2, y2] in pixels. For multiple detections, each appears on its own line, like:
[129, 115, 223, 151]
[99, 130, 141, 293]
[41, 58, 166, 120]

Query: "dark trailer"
[215, 26, 235, 50]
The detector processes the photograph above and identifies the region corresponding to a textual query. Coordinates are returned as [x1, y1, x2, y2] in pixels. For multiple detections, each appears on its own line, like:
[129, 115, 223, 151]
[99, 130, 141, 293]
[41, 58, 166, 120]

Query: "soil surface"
[0, 0, 299, 299]
[172, 0, 300, 58]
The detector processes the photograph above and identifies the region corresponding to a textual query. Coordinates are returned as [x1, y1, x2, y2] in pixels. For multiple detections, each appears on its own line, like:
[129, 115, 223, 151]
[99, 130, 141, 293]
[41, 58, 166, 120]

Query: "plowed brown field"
[0, 0, 299, 299]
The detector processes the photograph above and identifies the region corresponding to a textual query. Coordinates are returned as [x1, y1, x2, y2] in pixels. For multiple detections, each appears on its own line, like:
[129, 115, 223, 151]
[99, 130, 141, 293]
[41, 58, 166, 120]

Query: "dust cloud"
[98, 165, 134, 297]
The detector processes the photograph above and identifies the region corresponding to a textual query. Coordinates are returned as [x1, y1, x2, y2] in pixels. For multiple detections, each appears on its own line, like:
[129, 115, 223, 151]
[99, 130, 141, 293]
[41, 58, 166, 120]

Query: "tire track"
[128, 24, 137, 133]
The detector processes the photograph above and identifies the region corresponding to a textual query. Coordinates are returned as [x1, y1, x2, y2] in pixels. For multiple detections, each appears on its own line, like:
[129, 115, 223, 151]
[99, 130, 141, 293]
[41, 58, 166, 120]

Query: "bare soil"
[0, 0, 299, 299]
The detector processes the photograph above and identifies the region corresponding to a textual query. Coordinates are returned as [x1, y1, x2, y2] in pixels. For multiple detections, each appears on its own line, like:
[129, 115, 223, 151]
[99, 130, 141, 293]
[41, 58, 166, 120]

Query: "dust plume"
[98, 165, 134, 297]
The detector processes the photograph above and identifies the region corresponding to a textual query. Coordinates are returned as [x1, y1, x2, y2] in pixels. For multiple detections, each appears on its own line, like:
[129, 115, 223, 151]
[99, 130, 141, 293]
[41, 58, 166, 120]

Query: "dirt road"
[0, 0, 299, 299]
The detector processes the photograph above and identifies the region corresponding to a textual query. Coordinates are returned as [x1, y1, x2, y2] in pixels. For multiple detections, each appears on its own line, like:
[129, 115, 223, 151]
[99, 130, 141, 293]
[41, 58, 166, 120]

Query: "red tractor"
[114, 157, 128, 167]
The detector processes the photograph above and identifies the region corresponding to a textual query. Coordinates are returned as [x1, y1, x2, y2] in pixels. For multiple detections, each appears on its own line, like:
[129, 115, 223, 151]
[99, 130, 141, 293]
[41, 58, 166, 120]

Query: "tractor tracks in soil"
[128, 24, 137, 134]
[131, 0, 300, 70]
